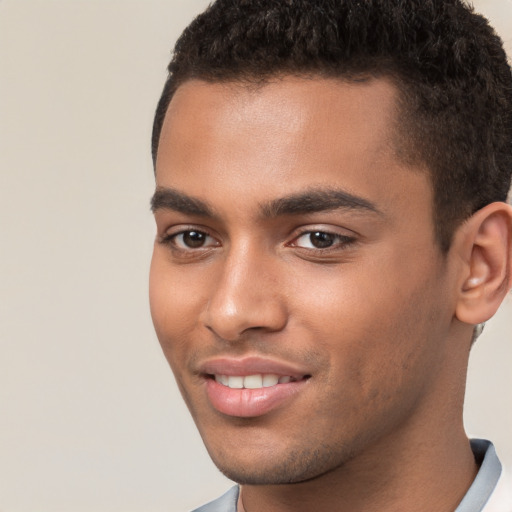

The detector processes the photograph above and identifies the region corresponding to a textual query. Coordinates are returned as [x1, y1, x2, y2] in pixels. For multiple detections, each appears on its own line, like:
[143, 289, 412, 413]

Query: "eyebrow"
[150, 187, 215, 217]
[150, 186, 381, 218]
[261, 187, 381, 217]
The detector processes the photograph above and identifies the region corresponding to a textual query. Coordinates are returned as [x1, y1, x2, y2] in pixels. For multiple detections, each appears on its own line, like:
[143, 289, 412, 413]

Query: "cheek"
[149, 251, 204, 362]
[289, 258, 401, 341]
[290, 255, 446, 392]
[149, 254, 209, 418]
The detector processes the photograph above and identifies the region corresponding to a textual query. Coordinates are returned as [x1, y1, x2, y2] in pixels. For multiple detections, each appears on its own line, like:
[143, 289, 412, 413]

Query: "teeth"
[227, 376, 244, 389]
[262, 374, 279, 387]
[215, 373, 293, 389]
[244, 374, 263, 389]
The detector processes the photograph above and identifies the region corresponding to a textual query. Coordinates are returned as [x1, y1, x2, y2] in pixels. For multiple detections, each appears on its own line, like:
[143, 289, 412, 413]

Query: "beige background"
[0, 1, 510, 511]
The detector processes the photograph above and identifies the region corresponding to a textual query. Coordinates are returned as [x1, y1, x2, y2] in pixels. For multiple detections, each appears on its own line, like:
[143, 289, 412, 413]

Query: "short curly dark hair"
[152, 0, 512, 251]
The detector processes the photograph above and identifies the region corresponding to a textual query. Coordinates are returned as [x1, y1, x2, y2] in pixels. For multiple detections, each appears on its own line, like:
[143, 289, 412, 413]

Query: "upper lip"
[199, 356, 310, 379]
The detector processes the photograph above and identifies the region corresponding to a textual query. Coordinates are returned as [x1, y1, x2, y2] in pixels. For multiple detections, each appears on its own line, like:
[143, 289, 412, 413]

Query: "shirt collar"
[455, 439, 502, 512]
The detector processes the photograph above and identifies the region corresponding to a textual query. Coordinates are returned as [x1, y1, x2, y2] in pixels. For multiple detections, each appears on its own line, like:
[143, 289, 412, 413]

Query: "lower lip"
[205, 378, 308, 418]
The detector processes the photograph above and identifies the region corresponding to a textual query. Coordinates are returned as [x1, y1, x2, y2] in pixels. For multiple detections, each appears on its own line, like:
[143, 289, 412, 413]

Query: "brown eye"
[291, 230, 356, 251]
[182, 231, 206, 248]
[171, 230, 217, 249]
[294, 231, 336, 249]
[308, 232, 335, 248]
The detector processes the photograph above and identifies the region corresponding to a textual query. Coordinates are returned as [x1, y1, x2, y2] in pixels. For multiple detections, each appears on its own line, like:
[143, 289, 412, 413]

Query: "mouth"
[208, 373, 309, 389]
[199, 358, 312, 418]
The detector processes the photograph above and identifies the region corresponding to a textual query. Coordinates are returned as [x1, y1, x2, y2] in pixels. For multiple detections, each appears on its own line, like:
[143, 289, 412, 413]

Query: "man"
[149, 0, 512, 510]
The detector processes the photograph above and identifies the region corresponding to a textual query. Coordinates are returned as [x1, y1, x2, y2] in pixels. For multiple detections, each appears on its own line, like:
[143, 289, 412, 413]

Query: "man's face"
[150, 77, 459, 484]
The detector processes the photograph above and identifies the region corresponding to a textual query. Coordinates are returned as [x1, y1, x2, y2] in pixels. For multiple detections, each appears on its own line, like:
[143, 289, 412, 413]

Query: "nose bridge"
[201, 239, 287, 341]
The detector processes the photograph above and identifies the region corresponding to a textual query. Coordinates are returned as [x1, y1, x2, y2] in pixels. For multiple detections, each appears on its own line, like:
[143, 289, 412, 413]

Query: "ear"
[455, 202, 512, 325]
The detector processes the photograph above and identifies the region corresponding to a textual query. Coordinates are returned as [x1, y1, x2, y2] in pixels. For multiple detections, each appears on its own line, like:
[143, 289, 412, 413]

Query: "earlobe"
[455, 202, 512, 326]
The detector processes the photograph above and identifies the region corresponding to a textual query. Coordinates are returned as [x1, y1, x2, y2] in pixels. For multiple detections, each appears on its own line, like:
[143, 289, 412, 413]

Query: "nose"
[200, 245, 288, 342]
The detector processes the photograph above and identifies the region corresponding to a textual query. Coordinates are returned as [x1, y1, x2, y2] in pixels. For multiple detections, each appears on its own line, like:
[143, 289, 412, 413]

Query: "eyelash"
[158, 227, 357, 256]
[159, 228, 219, 254]
[288, 230, 356, 252]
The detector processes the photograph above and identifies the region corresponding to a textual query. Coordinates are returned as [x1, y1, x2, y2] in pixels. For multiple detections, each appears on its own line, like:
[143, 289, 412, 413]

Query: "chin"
[206, 442, 350, 486]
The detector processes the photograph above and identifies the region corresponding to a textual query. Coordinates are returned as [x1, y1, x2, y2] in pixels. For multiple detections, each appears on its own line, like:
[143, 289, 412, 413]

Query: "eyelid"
[287, 226, 357, 250]
[158, 225, 221, 251]
[157, 223, 357, 256]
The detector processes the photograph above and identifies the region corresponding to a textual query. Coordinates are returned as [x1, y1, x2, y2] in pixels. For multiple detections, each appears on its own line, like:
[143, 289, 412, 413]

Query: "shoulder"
[191, 486, 240, 512]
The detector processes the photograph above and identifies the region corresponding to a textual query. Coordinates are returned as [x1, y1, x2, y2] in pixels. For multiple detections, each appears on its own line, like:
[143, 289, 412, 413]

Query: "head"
[152, 0, 512, 252]
[149, 0, 512, 491]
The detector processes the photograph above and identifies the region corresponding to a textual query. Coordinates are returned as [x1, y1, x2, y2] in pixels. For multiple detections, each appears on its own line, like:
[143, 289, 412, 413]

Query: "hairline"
[153, 70, 426, 171]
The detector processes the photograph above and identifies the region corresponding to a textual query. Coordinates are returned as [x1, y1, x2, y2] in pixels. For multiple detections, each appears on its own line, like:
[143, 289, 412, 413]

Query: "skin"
[150, 76, 494, 511]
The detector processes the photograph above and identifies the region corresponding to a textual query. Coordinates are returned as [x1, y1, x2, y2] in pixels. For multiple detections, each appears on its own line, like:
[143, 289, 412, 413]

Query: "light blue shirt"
[192, 439, 503, 512]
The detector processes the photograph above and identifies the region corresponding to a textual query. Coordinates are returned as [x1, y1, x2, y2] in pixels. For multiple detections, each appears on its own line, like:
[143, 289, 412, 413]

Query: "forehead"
[159, 76, 399, 172]
[156, 76, 431, 226]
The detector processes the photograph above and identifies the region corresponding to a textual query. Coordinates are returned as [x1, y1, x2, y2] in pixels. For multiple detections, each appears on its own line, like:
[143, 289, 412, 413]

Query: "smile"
[200, 357, 311, 417]
[213, 374, 298, 389]
[204, 374, 310, 417]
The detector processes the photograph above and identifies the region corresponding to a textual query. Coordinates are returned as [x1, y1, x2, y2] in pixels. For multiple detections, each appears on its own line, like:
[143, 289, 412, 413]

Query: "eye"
[291, 230, 355, 250]
[168, 230, 218, 250]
